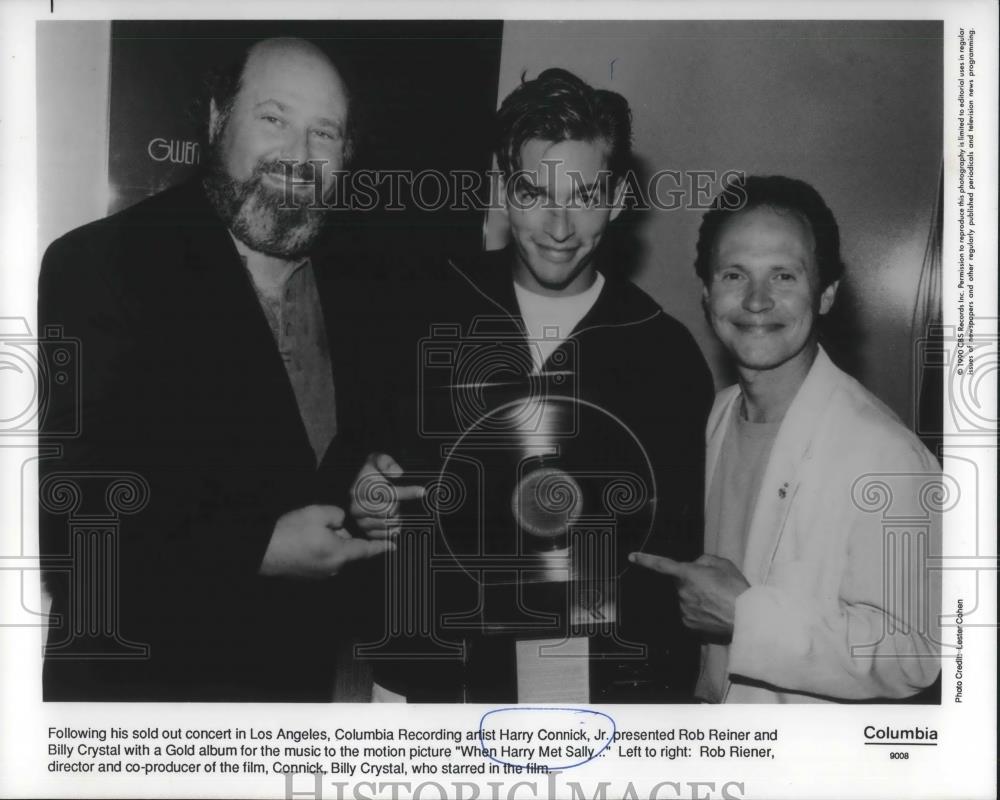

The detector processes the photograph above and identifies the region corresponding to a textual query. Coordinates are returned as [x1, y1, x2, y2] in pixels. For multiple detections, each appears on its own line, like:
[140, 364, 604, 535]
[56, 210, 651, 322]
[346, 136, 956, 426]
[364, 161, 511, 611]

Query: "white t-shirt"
[697, 401, 781, 703]
[513, 272, 606, 373]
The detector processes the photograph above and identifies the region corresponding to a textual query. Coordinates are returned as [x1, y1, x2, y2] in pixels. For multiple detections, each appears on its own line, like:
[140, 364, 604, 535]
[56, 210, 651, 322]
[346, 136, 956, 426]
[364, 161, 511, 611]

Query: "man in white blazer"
[631, 175, 941, 702]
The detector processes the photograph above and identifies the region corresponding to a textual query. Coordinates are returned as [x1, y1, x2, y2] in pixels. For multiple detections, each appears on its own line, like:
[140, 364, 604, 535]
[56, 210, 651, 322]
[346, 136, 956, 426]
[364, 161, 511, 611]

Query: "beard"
[202, 146, 327, 260]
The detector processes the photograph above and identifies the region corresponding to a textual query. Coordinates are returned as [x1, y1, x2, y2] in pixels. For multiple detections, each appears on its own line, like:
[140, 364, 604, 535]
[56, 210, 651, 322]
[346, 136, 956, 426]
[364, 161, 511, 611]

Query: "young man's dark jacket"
[38, 178, 381, 701]
[368, 247, 714, 702]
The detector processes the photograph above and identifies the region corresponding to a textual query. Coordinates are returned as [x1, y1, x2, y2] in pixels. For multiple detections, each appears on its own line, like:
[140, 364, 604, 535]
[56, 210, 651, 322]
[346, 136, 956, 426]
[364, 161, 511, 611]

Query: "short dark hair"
[205, 50, 250, 131]
[495, 68, 632, 182]
[694, 175, 845, 289]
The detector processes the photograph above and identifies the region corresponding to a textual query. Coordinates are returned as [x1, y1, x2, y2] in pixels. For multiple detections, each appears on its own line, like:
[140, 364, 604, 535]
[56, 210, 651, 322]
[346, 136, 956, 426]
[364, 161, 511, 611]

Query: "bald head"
[203, 37, 351, 258]
[246, 36, 335, 67]
[241, 38, 348, 112]
[210, 37, 351, 157]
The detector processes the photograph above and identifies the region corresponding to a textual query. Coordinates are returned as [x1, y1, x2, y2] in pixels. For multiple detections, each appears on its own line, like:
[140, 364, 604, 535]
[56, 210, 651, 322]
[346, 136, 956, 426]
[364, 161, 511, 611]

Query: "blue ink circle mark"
[478, 707, 616, 770]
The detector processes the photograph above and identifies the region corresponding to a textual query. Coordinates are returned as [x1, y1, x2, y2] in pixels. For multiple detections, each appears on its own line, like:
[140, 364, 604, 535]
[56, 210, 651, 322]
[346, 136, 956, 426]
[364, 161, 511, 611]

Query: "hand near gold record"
[629, 552, 751, 637]
[260, 505, 395, 578]
[350, 452, 426, 539]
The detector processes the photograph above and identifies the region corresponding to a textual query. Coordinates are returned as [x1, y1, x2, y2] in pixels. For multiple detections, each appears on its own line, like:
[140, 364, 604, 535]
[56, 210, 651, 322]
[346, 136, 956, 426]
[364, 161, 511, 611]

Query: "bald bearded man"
[38, 38, 405, 701]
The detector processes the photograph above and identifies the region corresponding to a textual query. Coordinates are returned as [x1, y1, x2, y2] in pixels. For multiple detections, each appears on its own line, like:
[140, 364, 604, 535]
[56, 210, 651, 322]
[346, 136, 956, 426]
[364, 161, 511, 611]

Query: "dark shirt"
[235, 240, 338, 465]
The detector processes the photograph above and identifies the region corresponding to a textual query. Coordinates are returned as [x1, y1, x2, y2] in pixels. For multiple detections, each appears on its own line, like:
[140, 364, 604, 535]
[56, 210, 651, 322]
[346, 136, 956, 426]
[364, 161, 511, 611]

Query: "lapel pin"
[778, 482, 789, 499]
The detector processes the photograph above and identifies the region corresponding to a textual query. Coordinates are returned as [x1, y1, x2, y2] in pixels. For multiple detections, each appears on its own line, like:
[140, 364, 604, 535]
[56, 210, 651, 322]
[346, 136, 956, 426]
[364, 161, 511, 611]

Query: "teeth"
[264, 174, 311, 183]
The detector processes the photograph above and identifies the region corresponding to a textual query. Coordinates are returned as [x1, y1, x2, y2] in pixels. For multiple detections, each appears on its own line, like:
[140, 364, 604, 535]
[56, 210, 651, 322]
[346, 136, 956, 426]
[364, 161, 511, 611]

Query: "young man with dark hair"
[366, 68, 713, 702]
[632, 175, 942, 703]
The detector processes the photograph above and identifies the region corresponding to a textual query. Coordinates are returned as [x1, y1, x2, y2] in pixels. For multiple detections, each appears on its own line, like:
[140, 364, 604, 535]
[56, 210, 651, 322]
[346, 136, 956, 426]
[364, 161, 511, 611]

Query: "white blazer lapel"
[740, 348, 841, 584]
[740, 431, 802, 584]
[705, 386, 741, 506]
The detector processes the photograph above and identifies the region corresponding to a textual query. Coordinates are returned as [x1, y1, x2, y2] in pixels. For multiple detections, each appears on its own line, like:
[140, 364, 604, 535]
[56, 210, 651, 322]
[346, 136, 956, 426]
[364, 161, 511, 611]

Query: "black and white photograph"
[0, 2, 996, 799]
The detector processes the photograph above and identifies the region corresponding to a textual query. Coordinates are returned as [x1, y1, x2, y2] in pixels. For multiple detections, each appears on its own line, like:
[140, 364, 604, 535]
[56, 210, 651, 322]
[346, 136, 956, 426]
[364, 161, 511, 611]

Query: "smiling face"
[704, 206, 838, 377]
[204, 39, 349, 259]
[504, 138, 622, 296]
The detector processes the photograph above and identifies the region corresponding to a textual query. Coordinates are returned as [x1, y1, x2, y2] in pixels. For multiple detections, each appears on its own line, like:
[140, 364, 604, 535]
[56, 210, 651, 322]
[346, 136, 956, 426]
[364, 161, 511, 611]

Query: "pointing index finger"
[628, 552, 690, 578]
[338, 536, 396, 564]
[391, 483, 426, 502]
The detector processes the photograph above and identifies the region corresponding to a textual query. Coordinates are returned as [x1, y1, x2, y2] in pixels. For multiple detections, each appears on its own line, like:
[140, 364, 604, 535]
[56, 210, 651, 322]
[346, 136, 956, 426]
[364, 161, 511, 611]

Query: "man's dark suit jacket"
[38, 178, 379, 701]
